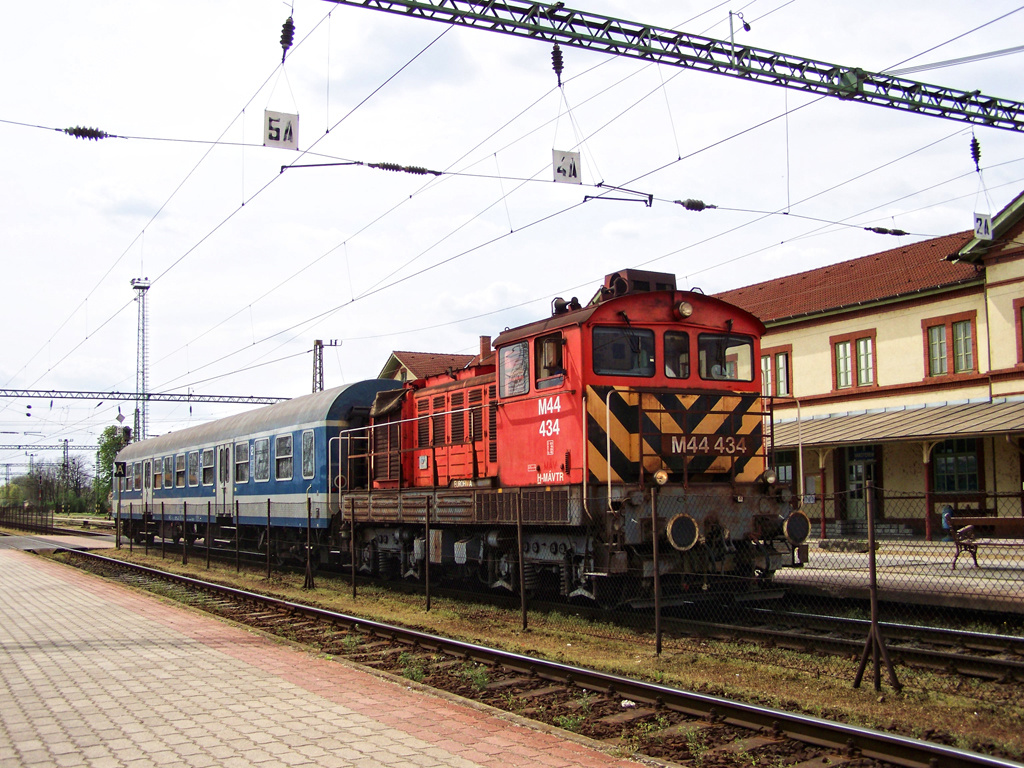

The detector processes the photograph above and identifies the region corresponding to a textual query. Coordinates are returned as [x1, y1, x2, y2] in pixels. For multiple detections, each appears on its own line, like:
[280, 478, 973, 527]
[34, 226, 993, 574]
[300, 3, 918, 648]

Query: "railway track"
[49, 548, 1022, 768]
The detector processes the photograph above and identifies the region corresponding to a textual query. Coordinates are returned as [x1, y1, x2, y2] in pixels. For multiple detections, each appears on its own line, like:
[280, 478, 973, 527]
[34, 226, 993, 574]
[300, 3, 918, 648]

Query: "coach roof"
[117, 379, 400, 461]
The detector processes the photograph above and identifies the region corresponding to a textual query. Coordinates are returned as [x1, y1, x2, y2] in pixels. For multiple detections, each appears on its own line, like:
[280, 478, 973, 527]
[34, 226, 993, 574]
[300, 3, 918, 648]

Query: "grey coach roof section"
[771, 398, 1024, 449]
[117, 380, 402, 461]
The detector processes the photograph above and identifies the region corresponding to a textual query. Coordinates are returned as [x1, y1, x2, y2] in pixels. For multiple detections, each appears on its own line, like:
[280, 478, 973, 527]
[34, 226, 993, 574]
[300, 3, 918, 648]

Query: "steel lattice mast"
[323, 0, 1024, 132]
[131, 278, 151, 441]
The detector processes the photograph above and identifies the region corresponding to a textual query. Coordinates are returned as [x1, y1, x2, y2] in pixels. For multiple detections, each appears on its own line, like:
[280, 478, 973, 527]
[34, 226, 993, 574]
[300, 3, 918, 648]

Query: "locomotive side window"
[697, 333, 754, 381]
[535, 333, 564, 390]
[187, 451, 199, 487]
[234, 441, 250, 483]
[175, 454, 186, 487]
[254, 438, 270, 482]
[163, 456, 173, 488]
[499, 341, 530, 397]
[301, 430, 315, 479]
[275, 435, 293, 481]
[201, 448, 215, 486]
[592, 326, 655, 377]
[664, 332, 690, 379]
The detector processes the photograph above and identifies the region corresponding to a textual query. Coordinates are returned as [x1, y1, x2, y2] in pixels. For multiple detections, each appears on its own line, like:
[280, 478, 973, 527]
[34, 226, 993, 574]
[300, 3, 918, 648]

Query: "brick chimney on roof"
[480, 335, 491, 360]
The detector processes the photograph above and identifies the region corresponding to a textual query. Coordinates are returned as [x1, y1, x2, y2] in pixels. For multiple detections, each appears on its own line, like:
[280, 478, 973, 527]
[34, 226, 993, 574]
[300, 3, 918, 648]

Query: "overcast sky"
[2, 0, 1023, 471]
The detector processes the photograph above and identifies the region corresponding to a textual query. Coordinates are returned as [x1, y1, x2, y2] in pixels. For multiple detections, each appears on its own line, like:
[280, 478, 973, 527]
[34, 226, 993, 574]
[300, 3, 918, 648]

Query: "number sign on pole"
[265, 110, 299, 150]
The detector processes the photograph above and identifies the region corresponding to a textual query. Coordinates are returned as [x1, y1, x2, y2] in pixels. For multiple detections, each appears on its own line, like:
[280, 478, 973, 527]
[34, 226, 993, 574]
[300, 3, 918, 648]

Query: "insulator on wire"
[970, 134, 982, 172]
[63, 126, 109, 140]
[864, 226, 909, 236]
[368, 161, 442, 176]
[675, 198, 716, 212]
[280, 16, 295, 63]
[551, 43, 564, 87]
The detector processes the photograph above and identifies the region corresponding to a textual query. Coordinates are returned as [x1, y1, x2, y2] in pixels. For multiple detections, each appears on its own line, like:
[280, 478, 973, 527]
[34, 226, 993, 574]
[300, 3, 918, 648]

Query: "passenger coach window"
[175, 455, 186, 487]
[133, 462, 142, 491]
[163, 457, 173, 488]
[698, 333, 754, 381]
[499, 341, 530, 398]
[275, 435, 293, 481]
[664, 332, 690, 379]
[202, 449, 215, 486]
[153, 460, 163, 489]
[254, 438, 270, 482]
[535, 333, 564, 390]
[234, 441, 250, 483]
[593, 326, 655, 377]
[187, 451, 199, 487]
[301, 430, 315, 479]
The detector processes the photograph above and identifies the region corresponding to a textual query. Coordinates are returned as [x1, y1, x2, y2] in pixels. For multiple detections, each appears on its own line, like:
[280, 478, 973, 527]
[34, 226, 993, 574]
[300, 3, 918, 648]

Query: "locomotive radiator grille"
[586, 386, 766, 484]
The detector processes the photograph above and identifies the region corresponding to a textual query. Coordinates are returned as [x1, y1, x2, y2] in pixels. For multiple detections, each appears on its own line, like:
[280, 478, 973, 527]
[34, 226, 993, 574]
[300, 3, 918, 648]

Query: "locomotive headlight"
[760, 469, 778, 485]
[653, 469, 669, 486]
[674, 300, 694, 320]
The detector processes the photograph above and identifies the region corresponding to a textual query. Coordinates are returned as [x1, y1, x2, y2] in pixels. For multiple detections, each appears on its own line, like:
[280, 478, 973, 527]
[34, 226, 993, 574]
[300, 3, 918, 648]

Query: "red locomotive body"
[340, 269, 809, 604]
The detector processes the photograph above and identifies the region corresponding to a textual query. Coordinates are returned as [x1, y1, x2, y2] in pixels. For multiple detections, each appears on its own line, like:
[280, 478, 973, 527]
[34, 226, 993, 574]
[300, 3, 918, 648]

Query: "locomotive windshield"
[592, 326, 655, 377]
[697, 333, 755, 381]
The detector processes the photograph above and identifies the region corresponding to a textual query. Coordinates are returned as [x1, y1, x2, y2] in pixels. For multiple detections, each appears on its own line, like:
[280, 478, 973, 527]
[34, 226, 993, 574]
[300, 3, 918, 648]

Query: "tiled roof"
[714, 231, 980, 323]
[383, 351, 475, 380]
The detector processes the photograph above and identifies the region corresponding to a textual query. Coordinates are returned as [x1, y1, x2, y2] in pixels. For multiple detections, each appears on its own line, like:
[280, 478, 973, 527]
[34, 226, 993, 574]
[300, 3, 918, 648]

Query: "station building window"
[923, 312, 976, 376]
[831, 331, 875, 389]
[761, 345, 791, 396]
[933, 438, 980, 493]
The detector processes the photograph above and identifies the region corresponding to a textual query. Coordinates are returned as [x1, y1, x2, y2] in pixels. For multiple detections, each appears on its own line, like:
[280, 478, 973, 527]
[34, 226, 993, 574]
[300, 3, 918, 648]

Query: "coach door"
[142, 460, 154, 510]
[217, 444, 233, 516]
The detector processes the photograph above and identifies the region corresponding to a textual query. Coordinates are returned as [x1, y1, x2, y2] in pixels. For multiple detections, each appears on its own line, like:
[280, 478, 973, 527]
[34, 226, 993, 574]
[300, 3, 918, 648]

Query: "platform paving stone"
[0, 551, 643, 767]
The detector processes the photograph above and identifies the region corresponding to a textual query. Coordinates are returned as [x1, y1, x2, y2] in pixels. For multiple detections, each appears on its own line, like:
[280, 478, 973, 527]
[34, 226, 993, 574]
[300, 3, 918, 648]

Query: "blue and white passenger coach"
[115, 380, 401, 548]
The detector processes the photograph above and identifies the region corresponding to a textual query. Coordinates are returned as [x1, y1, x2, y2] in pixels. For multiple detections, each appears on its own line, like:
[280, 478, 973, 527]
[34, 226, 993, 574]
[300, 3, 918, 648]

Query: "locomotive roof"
[116, 379, 401, 461]
[492, 289, 764, 348]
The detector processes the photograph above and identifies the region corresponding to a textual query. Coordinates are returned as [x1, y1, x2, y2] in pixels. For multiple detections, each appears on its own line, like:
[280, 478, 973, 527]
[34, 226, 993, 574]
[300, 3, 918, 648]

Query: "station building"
[716, 189, 1024, 540]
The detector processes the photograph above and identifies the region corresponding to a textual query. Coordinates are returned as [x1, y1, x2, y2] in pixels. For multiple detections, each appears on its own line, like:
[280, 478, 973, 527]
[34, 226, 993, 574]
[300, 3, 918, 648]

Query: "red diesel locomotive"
[338, 269, 808, 605]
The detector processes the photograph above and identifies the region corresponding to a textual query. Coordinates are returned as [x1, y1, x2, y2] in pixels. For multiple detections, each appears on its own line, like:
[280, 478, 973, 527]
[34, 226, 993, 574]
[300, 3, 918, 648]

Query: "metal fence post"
[161, 503, 165, 559]
[854, 480, 901, 692]
[517, 489, 527, 632]
[206, 501, 211, 570]
[652, 487, 662, 656]
[424, 498, 431, 612]
[266, 499, 271, 580]
[182, 500, 189, 566]
[304, 497, 315, 589]
[235, 499, 240, 573]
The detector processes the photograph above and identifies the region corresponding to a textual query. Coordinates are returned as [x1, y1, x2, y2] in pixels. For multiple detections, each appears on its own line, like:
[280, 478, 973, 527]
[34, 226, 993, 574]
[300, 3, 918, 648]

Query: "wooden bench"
[951, 525, 978, 571]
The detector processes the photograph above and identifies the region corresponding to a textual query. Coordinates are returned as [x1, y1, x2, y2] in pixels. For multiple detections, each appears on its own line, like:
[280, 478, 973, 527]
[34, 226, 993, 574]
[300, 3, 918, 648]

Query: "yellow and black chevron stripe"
[586, 385, 765, 484]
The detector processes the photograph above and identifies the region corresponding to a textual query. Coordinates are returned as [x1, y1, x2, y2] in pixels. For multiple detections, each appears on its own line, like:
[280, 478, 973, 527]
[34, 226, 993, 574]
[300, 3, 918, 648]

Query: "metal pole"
[304, 496, 315, 589]
[161, 502, 165, 559]
[206, 501, 211, 570]
[116, 480, 122, 550]
[266, 498, 271, 580]
[424, 499, 431, 612]
[517, 490, 527, 632]
[234, 499, 240, 573]
[350, 503, 357, 599]
[652, 487, 662, 656]
[182, 500, 188, 566]
[854, 481, 901, 691]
